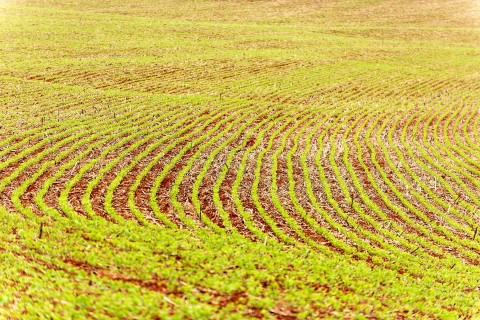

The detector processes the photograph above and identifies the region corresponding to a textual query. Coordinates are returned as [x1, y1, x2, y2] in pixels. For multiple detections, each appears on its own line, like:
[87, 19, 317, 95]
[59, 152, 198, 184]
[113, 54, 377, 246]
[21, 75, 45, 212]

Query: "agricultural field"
[0, 0, 479, 318]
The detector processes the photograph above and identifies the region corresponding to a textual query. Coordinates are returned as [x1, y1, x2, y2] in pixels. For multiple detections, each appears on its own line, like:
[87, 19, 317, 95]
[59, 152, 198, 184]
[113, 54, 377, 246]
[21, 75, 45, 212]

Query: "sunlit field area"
[0, 0, 479, 318]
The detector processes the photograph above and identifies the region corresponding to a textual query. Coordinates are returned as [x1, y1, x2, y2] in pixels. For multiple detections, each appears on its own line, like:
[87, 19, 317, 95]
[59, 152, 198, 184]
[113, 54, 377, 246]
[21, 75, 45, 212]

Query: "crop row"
[0, 73, 479, 279]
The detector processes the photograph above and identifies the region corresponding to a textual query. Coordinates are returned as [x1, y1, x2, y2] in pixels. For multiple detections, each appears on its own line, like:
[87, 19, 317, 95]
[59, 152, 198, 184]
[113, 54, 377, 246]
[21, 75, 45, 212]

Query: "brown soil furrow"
[1, 137, 78, 215]
[218, 151, 259, 240]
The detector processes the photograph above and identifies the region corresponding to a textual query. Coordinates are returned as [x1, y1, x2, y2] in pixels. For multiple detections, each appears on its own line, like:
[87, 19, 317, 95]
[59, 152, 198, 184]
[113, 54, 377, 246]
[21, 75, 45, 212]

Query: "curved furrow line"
[118, 60, 250, 93]
[193, 105, 287, 234]
[186, 105, 277, 232]
[6, 97, 170, 214]
[214, 63, 361, 105]
[125, 105, 247, 227]
[323, 104, 432, 260]
[75, 103, 222, 224]
[335, 106, 434, 257]
[127, 104, 240, 228]
[100, 67, 195, 93]
[386, 104, 466, 226]
[399, 101, 469, 214]
[414, 100, 480, 227]
[299, 114, 371, 251]
[248, 108, 320, 246]
[11, 102, 180, 221]
[301, 109, 373, 256]
[0, 124, 87, 179]
[0, 127, 62, 162]
[326, 76, 409, 104]
[265, 108, 333, 249]
[209, 109, 294, 240]
[426, 100, 480, 223]
[352, 105, 453, 259]
[435, 103, 480, 185]
[368, 104, 465, 258]
[16, 135, 109, 217]
[408, 102, 479, 235]
[35, 69, 101, 85]
[446, 101, 480, 162]
[411, 103, 480, 258]
[297, 108, 360, 254]
[303, 108, 367, 248]
[427, 89, 480, 169]
[399, 78, 454, 100]
[312, 105, 418, 260]
[0, 79, 45, 100]
[0, 127, 93, 218]
[316, 73, 428, 107]
[0, 80, 128, 129]
[301, 74, 413, 106]
[252, 68, 355, 105]
[452, 102, 480, 166]
[263, 71, 371, 106]
[433, 99, 480, 204]
[456, 100, 480, 171]
[357, 103, 469, 262]
[35, 136, 121, 222]
[56, 100, 208, 222]
[469, 102, 480, 148]
[442, 101, 480, 219]
[104, 104, 235, 227]
[0, 89, 146, 164]
[0, 103, 121, 185]
[93, 66, 183, 92]
[121, 101, 248, 223]
[34, 103, 178, 223]
[170, 105, 261, 230]
[322, 84, 480, 264]
[385, 103, 480, 261]
[462, 103, 480, 147]
[340, 102, 476, 266]
[230, 110, 302, 243]
[97, 59, 295, 96]
[272, 108, 341, 252]
[147, 103, 254, 228]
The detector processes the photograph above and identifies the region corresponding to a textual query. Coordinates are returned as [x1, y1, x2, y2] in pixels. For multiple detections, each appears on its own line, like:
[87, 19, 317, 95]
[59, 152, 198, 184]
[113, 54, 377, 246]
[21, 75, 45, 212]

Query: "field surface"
[1, 0, 480, 318]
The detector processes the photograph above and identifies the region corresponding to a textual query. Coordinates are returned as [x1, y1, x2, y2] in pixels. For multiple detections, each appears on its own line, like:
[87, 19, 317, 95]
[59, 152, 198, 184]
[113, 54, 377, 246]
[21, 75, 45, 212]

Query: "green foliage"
[0, 0, 479, 318]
